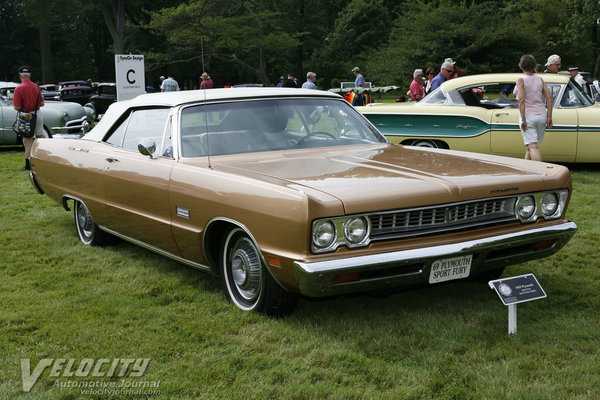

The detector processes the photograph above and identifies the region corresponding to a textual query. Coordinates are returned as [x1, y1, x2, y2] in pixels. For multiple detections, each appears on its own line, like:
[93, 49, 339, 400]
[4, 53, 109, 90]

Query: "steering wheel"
[297, 131, 336, 145]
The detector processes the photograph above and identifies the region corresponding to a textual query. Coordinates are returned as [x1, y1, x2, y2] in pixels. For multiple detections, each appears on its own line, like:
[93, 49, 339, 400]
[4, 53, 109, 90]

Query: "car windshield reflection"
[179, 98, 386, 157]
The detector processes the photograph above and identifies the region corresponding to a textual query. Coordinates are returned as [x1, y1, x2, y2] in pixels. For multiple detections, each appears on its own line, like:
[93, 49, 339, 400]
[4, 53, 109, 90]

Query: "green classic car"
[356, 73, 599, 163]
[1, 94, 95, 145]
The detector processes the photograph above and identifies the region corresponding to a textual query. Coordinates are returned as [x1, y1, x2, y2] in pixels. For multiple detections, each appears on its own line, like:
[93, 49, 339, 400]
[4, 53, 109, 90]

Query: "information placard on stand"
[489, 273, 546, 335]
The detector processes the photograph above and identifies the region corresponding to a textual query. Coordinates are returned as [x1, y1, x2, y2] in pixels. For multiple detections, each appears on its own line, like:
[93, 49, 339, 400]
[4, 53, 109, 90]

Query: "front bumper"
[293, 221, 577, 297]
[51, 116, 91, 134]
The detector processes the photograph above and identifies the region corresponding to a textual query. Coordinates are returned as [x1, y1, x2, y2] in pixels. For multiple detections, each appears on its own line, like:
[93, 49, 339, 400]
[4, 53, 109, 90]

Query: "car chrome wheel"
[73, 200, 108, 246]
[221, 228, 298, 316]
[222, 229, 263, 310]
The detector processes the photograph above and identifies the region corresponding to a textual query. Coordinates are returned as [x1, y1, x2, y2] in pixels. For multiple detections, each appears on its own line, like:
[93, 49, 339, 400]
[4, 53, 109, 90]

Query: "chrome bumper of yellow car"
[293, 221, 577, 297]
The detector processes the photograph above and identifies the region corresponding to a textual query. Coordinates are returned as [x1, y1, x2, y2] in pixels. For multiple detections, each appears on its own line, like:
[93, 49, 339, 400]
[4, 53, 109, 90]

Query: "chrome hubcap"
[230, 237, 261, 301]
[77, 203, 93, 238]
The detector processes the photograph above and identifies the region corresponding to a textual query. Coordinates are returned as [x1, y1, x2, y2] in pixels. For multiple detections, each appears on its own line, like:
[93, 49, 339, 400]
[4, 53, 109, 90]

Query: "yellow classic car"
[356, 73, 599, 162]
[30, 88, 576, 315]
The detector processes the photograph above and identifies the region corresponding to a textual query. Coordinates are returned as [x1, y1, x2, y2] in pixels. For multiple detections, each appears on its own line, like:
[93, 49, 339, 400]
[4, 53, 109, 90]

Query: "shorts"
[520, 113, 546, 146]
[34, 111, 46, 138]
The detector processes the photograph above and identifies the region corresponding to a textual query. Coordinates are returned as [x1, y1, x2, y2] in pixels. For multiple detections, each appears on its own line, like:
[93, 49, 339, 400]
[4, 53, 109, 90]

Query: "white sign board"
[115, 54, 145, 101]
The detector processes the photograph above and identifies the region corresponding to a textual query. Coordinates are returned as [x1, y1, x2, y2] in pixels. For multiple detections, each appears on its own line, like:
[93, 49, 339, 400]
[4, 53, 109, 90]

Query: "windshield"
[559, 80, 594, 108]
[420, 87, 445, 104]
[179, 98, 386, 157]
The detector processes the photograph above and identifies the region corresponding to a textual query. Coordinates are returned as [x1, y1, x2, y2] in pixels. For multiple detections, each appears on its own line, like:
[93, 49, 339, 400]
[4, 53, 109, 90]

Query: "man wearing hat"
[544, 54, 561, 74]
[352, 67, 365, 106]
[200, 72, 213, 89]
[282, 73, 298, 88]
[568, 65, 585, 86]
[276, 76, 285, 87]
[13, 66, 45, 171]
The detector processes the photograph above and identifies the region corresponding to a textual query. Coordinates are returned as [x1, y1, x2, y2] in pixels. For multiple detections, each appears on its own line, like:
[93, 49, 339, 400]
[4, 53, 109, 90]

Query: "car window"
[547, 84, 562, 104]
[559, 81, 593, 108]
[179, 98, 385, 157]
[105, 108, 170, 154]
[420, 88, 445, 104]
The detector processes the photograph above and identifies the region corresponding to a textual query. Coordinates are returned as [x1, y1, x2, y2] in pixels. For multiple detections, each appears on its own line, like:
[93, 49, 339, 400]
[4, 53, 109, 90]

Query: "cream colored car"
[30, 88, 577, 315]
[357, 73, 599, 162]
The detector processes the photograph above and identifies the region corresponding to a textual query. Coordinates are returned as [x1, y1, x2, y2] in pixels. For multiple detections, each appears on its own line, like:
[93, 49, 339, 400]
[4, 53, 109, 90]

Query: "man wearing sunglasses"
[430, 59, 455, 92]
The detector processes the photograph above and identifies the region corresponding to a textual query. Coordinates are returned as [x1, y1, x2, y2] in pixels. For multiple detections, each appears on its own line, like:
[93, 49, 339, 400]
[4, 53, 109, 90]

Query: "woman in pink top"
[516, 55, 553, 161]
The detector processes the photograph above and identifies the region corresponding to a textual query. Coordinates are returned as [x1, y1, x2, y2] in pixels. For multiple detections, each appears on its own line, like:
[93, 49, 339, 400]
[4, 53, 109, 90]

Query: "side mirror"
[138, 137, 156, 158]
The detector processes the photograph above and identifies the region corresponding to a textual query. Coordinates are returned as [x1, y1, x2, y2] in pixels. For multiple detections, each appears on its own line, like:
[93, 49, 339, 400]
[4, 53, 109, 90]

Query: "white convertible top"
[83, 88, 341, 141]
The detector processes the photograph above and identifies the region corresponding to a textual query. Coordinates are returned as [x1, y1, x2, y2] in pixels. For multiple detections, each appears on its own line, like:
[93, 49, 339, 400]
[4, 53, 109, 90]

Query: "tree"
[148, 0, 301, 86]
[310, 0, 393, 87]
[100, 0, 125, 54]
[366, 1, 538, 89]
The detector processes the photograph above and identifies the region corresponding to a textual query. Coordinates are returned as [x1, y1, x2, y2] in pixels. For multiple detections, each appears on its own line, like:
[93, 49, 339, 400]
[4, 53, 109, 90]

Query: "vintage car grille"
[369, 197, 517, 240]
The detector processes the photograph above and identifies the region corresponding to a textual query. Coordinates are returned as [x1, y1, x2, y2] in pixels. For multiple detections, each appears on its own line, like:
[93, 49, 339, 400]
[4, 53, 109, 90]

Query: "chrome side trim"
[294, 221, 577, 297]
[29, 171, 44, 194]
[28, 172, 44, 195]
[100, 226, 213, 273]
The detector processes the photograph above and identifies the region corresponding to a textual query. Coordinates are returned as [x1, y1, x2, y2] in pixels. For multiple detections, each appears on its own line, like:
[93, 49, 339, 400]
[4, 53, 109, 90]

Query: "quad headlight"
[312, 216, 371, 253]
[516, 195, 536, 219]
[515, 190, 568, 223]
[312, 220, 336, 249]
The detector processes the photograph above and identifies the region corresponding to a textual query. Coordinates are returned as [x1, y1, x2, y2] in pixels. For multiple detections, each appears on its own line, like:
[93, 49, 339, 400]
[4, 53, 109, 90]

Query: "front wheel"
[73, 200, 109, 246]
[221, 228, 297, 316]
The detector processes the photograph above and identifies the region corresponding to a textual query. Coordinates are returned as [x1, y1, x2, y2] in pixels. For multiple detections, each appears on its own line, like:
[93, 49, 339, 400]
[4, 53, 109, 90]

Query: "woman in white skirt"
[516, 55, 553, 161]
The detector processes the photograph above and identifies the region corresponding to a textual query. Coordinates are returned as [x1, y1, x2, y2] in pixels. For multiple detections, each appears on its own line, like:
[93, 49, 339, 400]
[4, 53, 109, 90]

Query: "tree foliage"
[2, 0, 599, 87]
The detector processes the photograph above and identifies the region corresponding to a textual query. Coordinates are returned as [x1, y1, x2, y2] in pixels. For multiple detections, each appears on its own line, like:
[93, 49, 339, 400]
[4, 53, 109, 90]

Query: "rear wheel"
[221, 228, 297, 316]
[73, 200, 109, 246]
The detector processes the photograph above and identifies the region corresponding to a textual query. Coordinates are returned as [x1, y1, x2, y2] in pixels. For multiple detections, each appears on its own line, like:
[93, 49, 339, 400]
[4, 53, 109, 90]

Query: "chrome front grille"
[369, 197, 517, 240]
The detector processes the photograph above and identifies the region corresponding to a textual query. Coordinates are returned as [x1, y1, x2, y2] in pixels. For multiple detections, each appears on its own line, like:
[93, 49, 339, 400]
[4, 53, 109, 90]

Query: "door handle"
[106, 157, 119, 163]
[495, 112, 509, 117]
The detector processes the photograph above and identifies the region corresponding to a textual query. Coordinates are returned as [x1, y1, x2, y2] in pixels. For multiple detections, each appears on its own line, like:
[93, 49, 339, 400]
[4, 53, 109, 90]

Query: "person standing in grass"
[13, 65, 45, 171]
[516, 54, 553, 162]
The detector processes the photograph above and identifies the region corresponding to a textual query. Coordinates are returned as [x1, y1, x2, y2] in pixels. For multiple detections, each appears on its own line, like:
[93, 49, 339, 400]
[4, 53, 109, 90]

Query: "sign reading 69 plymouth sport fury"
[29, 88, 577, 315]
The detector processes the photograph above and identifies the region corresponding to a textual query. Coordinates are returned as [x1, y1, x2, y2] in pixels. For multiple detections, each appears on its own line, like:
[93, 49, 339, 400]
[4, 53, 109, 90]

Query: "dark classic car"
[30, 88, 577, 315]
[89, 82, 116, 117]
[40, 84, 61, 101]
[60, 80, 94, 105]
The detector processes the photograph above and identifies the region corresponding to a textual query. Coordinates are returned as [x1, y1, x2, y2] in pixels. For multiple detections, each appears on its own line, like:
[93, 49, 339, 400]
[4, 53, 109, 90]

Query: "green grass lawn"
[1, 147, 599, 399]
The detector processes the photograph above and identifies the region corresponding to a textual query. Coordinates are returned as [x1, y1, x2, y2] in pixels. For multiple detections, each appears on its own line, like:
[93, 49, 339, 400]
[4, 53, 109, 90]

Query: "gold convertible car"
[30, 88, 577, 315]
[356, 73, 599, 162]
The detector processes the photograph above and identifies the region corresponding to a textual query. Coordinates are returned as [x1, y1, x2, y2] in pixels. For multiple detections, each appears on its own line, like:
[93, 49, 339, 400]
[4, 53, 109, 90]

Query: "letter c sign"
[127, 69, 136, 84]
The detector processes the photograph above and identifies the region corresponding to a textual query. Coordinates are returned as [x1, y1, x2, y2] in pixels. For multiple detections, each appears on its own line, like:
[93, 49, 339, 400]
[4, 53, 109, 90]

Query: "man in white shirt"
[568, 66, 586, 87]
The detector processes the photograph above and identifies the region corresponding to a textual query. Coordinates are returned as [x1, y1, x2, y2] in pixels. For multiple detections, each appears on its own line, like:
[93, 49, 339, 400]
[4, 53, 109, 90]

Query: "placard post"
[508, 304, 517, 335]
[489, 273, 546, 336]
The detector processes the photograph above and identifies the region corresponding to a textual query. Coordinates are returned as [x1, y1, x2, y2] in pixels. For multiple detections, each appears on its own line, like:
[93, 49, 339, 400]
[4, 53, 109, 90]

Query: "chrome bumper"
[51, 116, 90, 134]
[293, 221, 577, 297]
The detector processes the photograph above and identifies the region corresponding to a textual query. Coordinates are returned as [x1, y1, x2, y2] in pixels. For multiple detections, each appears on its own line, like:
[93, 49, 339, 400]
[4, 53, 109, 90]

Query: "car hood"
[43, 101, 86, 118]
[213, 144, 569, 214]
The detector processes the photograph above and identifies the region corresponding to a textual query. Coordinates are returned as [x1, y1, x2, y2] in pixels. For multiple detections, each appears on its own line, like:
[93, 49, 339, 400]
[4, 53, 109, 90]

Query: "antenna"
[203, 84, 212, 169]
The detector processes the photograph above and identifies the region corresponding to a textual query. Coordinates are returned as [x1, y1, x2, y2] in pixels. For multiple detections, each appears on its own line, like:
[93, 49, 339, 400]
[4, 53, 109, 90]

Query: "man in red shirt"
[13, 66, 44, 171]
